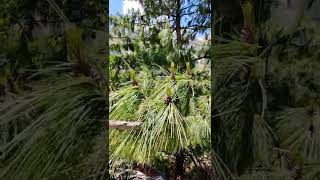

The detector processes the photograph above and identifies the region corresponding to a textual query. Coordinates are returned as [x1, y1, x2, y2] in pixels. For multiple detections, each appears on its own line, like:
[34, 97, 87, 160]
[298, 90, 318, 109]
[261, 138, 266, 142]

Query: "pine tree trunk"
[175, 151, 185, 179]
[176, 0, 182, 46]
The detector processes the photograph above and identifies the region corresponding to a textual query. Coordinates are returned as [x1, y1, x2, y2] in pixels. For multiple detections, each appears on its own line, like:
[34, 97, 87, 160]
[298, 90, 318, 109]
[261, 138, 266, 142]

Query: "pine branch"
[109, 121, 142, 130]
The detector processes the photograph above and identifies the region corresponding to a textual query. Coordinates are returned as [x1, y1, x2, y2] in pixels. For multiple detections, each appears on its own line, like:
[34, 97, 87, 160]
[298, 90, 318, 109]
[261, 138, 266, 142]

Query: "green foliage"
[212, 3, 320, 178]
[5, 1, 320, 180]
[242, 1, 255, 28]
[0, 1, 108, 179]
[0, 76, 106, 179]
[109, 66, 211, 164]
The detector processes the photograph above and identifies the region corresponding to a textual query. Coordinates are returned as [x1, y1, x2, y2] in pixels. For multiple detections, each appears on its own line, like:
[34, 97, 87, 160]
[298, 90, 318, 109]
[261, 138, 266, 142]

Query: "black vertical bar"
[210, 0, 218, 179]
[210, 0, 215, 150]
[105, 0, 110, 179]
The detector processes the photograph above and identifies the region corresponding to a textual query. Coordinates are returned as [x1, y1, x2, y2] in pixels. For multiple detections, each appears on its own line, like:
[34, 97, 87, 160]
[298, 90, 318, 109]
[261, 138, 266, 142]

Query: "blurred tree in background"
[212, 0, 320, 179]
[0, 0, 109, 179]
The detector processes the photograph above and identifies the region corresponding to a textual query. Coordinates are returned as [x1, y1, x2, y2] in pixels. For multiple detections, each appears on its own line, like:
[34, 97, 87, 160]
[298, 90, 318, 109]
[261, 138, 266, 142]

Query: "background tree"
[0, 0, 108, 179]
[211, 0, 320, 179]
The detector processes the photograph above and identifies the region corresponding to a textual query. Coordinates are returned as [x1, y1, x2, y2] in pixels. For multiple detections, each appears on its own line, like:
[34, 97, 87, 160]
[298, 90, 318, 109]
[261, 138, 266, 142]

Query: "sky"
[110, 0, 123, 15]
[109, 0, 209, 40]
[109, 0, 197, 25]
[110, 0, 144, 15]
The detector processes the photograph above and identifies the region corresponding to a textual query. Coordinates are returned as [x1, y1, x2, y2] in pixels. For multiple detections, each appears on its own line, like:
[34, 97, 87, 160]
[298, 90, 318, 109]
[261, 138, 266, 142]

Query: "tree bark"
[109, 121, 142, 130]
[175, 151, 185, 179]
[176, 0, 182, 46]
